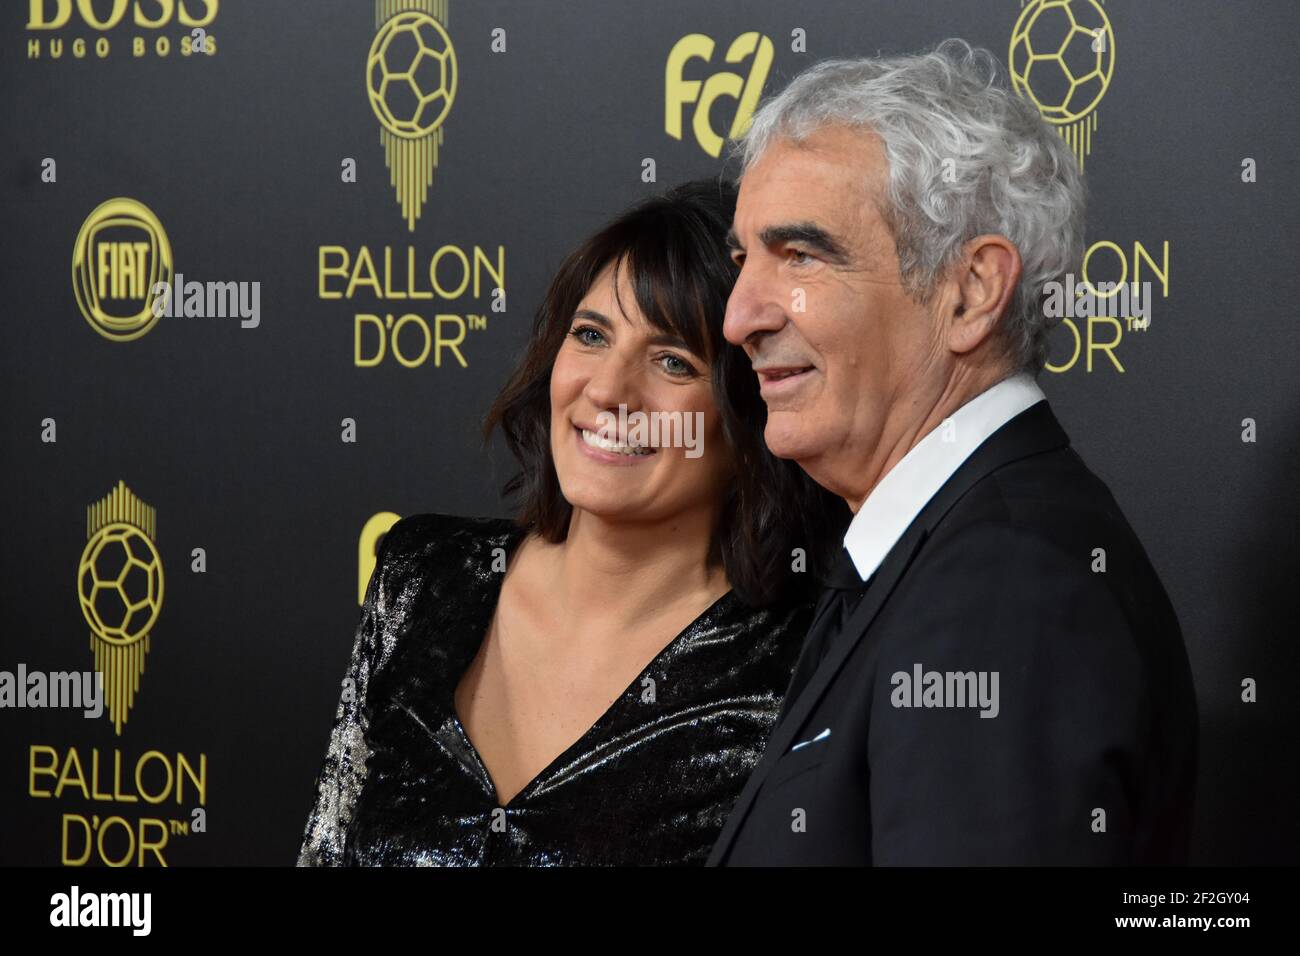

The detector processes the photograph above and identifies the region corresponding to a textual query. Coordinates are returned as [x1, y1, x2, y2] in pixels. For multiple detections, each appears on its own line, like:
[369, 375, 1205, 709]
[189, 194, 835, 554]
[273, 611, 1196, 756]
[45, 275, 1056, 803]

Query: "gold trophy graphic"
[77, 481, 165, 735]
[368, 0, 458, 231]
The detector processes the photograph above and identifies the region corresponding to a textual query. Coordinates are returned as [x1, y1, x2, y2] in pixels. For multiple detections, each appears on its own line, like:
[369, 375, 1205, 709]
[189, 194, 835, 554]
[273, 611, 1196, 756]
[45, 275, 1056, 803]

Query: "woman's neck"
[542, 505, 729, 633]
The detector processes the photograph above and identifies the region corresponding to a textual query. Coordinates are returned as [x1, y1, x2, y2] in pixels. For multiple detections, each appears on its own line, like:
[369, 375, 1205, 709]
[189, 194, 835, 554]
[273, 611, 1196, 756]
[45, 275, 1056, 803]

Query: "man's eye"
[788, 248, 812, 265]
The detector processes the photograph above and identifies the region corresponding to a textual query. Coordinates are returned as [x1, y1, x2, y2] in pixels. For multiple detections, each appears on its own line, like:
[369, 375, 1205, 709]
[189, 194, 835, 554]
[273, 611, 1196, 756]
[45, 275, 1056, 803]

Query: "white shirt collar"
[842, 370, 1047, 581]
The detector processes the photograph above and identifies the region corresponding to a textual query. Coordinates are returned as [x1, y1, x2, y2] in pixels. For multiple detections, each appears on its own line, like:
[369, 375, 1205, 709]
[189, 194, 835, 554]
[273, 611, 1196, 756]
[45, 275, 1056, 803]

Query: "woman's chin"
[565, 496, 642, 523]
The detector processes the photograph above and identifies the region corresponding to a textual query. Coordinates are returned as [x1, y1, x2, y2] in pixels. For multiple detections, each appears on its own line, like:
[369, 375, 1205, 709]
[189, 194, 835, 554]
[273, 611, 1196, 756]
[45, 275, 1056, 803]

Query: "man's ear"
[947, 235, 1021, 355]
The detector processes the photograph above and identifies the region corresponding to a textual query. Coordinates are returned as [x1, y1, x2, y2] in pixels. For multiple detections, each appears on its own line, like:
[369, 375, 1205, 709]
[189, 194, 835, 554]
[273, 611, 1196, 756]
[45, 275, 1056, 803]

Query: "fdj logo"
[666, 33, 772, 158]
[71, 198, 172, 342]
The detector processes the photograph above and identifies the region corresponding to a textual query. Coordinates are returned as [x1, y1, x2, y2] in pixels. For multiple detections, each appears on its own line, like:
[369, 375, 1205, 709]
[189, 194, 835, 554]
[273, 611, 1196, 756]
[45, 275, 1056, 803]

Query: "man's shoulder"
[928, 443, 1152, 574]
[887, 440, 1175, 632]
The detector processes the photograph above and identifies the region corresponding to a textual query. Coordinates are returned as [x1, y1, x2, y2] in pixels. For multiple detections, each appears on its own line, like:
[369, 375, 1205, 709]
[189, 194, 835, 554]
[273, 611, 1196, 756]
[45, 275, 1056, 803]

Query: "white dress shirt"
[843, 371, 1047, 581]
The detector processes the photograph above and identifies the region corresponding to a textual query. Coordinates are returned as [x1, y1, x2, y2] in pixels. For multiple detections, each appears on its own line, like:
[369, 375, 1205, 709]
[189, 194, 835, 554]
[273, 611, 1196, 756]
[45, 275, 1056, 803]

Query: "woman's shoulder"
[726, 589, 818, 633]
[673, 589, 814, 702]
[711, 587, 818, 666]
[360, 513, 522, 710]
[365, 513, 525, 621]
[725, 568, 824, 625]
[378, 512, 522, 571]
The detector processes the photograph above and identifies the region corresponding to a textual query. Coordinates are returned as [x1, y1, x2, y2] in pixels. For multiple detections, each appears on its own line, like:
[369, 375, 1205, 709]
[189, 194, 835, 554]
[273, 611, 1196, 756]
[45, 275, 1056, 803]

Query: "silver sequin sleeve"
[295, 525, 406, 866]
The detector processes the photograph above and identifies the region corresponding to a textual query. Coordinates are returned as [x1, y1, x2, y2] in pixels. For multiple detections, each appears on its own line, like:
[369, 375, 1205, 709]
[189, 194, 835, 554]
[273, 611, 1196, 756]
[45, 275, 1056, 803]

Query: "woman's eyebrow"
[573, 308, 692, 351]
[572, 308, 613, 328]
[646, 331, 691, 349]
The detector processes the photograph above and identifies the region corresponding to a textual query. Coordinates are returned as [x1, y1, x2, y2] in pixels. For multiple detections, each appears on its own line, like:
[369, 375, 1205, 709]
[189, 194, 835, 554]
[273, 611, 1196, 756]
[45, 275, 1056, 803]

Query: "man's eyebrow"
[725, 227, 743, 252]
[759, 222, 851, 264]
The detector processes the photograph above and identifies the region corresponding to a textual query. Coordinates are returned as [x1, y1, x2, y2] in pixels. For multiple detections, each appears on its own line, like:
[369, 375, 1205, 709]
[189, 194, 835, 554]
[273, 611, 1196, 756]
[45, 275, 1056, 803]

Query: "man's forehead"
[734, 127, 885, 232]
[734, 164, 879, 256]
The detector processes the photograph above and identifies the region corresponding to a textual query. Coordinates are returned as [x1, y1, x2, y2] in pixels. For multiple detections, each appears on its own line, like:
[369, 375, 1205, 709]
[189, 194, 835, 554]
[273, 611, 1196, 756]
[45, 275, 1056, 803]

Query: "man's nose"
[724, 266, 786, 348]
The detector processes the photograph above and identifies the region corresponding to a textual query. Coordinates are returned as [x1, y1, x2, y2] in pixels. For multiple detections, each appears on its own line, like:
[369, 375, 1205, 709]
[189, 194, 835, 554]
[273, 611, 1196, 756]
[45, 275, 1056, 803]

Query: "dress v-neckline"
[446, 525, 736, 809]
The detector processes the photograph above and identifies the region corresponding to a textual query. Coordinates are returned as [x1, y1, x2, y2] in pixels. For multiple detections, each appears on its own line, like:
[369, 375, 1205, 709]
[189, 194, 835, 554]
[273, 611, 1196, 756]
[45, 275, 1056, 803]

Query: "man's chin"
[763, 415, 817, 462]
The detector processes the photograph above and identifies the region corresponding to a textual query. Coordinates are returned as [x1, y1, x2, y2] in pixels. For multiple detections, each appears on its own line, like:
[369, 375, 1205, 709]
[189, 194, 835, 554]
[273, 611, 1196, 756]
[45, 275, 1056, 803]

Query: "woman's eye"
[658, 353, 695, 377]
[570, 325, 605, 346]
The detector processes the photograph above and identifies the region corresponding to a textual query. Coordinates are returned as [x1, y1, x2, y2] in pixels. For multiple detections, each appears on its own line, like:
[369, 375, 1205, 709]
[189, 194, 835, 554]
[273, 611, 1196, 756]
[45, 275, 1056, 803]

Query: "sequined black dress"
[296, 513, 812, 866]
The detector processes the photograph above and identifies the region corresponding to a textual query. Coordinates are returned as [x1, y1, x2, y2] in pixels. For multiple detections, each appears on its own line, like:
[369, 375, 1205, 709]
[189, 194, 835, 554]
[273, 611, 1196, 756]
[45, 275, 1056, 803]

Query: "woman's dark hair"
[482, 177, 849, 607]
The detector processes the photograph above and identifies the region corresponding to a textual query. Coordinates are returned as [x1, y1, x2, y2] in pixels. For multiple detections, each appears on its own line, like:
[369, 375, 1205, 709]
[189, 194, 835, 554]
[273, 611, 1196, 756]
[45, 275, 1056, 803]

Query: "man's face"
[723, 125, 941, 499]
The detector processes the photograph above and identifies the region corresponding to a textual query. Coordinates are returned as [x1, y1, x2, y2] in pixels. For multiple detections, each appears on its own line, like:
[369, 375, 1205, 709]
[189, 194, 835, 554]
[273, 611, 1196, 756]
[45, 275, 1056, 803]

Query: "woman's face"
[549, 260, 734, 528]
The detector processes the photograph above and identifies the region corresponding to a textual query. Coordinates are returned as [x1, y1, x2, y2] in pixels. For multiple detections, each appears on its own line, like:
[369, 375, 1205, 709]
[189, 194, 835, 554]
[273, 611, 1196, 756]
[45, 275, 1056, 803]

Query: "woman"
[296, 178, 847, 866]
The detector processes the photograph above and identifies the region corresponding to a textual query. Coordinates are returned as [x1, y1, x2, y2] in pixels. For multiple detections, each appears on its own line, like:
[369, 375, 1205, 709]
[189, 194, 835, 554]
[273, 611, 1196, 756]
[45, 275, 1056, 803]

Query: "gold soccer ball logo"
[366, 11, 457, 138]
[77, 522, 164, 646]
[1009, 0, 1114, 125]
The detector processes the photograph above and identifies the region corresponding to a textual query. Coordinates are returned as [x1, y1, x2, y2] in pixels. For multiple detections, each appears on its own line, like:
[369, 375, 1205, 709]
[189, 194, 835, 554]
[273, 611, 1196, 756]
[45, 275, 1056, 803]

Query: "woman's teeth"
[581, 428, 653, 456]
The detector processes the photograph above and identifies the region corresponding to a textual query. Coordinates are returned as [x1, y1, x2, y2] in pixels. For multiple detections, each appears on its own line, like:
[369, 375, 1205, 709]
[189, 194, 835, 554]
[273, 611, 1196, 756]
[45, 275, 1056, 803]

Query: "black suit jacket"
[708, 400, 1198, 865]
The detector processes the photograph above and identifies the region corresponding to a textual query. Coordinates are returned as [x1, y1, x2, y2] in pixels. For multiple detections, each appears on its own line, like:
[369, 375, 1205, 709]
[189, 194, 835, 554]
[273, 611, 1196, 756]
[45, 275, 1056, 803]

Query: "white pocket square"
[790, 727, 831, 751]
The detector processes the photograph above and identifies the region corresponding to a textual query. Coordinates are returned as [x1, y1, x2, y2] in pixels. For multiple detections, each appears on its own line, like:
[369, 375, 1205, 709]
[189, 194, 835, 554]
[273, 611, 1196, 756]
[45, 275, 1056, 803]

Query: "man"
[708, 39, 1198, 865]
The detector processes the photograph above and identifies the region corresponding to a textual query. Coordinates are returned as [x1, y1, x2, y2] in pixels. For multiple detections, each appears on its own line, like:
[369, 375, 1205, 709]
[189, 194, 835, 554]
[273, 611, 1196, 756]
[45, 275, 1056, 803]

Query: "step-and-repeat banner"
[1, 0, 1294, 865]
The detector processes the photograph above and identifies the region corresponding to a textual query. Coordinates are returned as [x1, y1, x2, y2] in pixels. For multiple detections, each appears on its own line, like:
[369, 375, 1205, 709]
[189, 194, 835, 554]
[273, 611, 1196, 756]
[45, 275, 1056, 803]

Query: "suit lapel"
[708, 400, 1071, 864]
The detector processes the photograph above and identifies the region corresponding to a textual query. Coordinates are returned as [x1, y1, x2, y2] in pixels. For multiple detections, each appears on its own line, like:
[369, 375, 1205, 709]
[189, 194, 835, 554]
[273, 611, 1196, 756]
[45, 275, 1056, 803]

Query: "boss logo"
[26, 0, 218, 30]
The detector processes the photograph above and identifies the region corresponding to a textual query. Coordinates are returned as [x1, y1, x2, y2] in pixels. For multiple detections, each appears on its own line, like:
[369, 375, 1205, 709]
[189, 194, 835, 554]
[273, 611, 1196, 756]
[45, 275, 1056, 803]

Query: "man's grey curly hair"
[733, 38, 1086, 375]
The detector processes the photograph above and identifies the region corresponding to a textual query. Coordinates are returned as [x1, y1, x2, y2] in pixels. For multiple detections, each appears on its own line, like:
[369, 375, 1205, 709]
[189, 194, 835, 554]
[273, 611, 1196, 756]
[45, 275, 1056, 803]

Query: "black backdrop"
[1, 0, 1296, 866]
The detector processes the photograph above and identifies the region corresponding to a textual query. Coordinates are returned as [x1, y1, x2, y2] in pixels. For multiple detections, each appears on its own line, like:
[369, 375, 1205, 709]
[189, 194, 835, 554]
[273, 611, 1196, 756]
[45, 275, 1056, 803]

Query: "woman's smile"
[573, 423, 658, 466]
